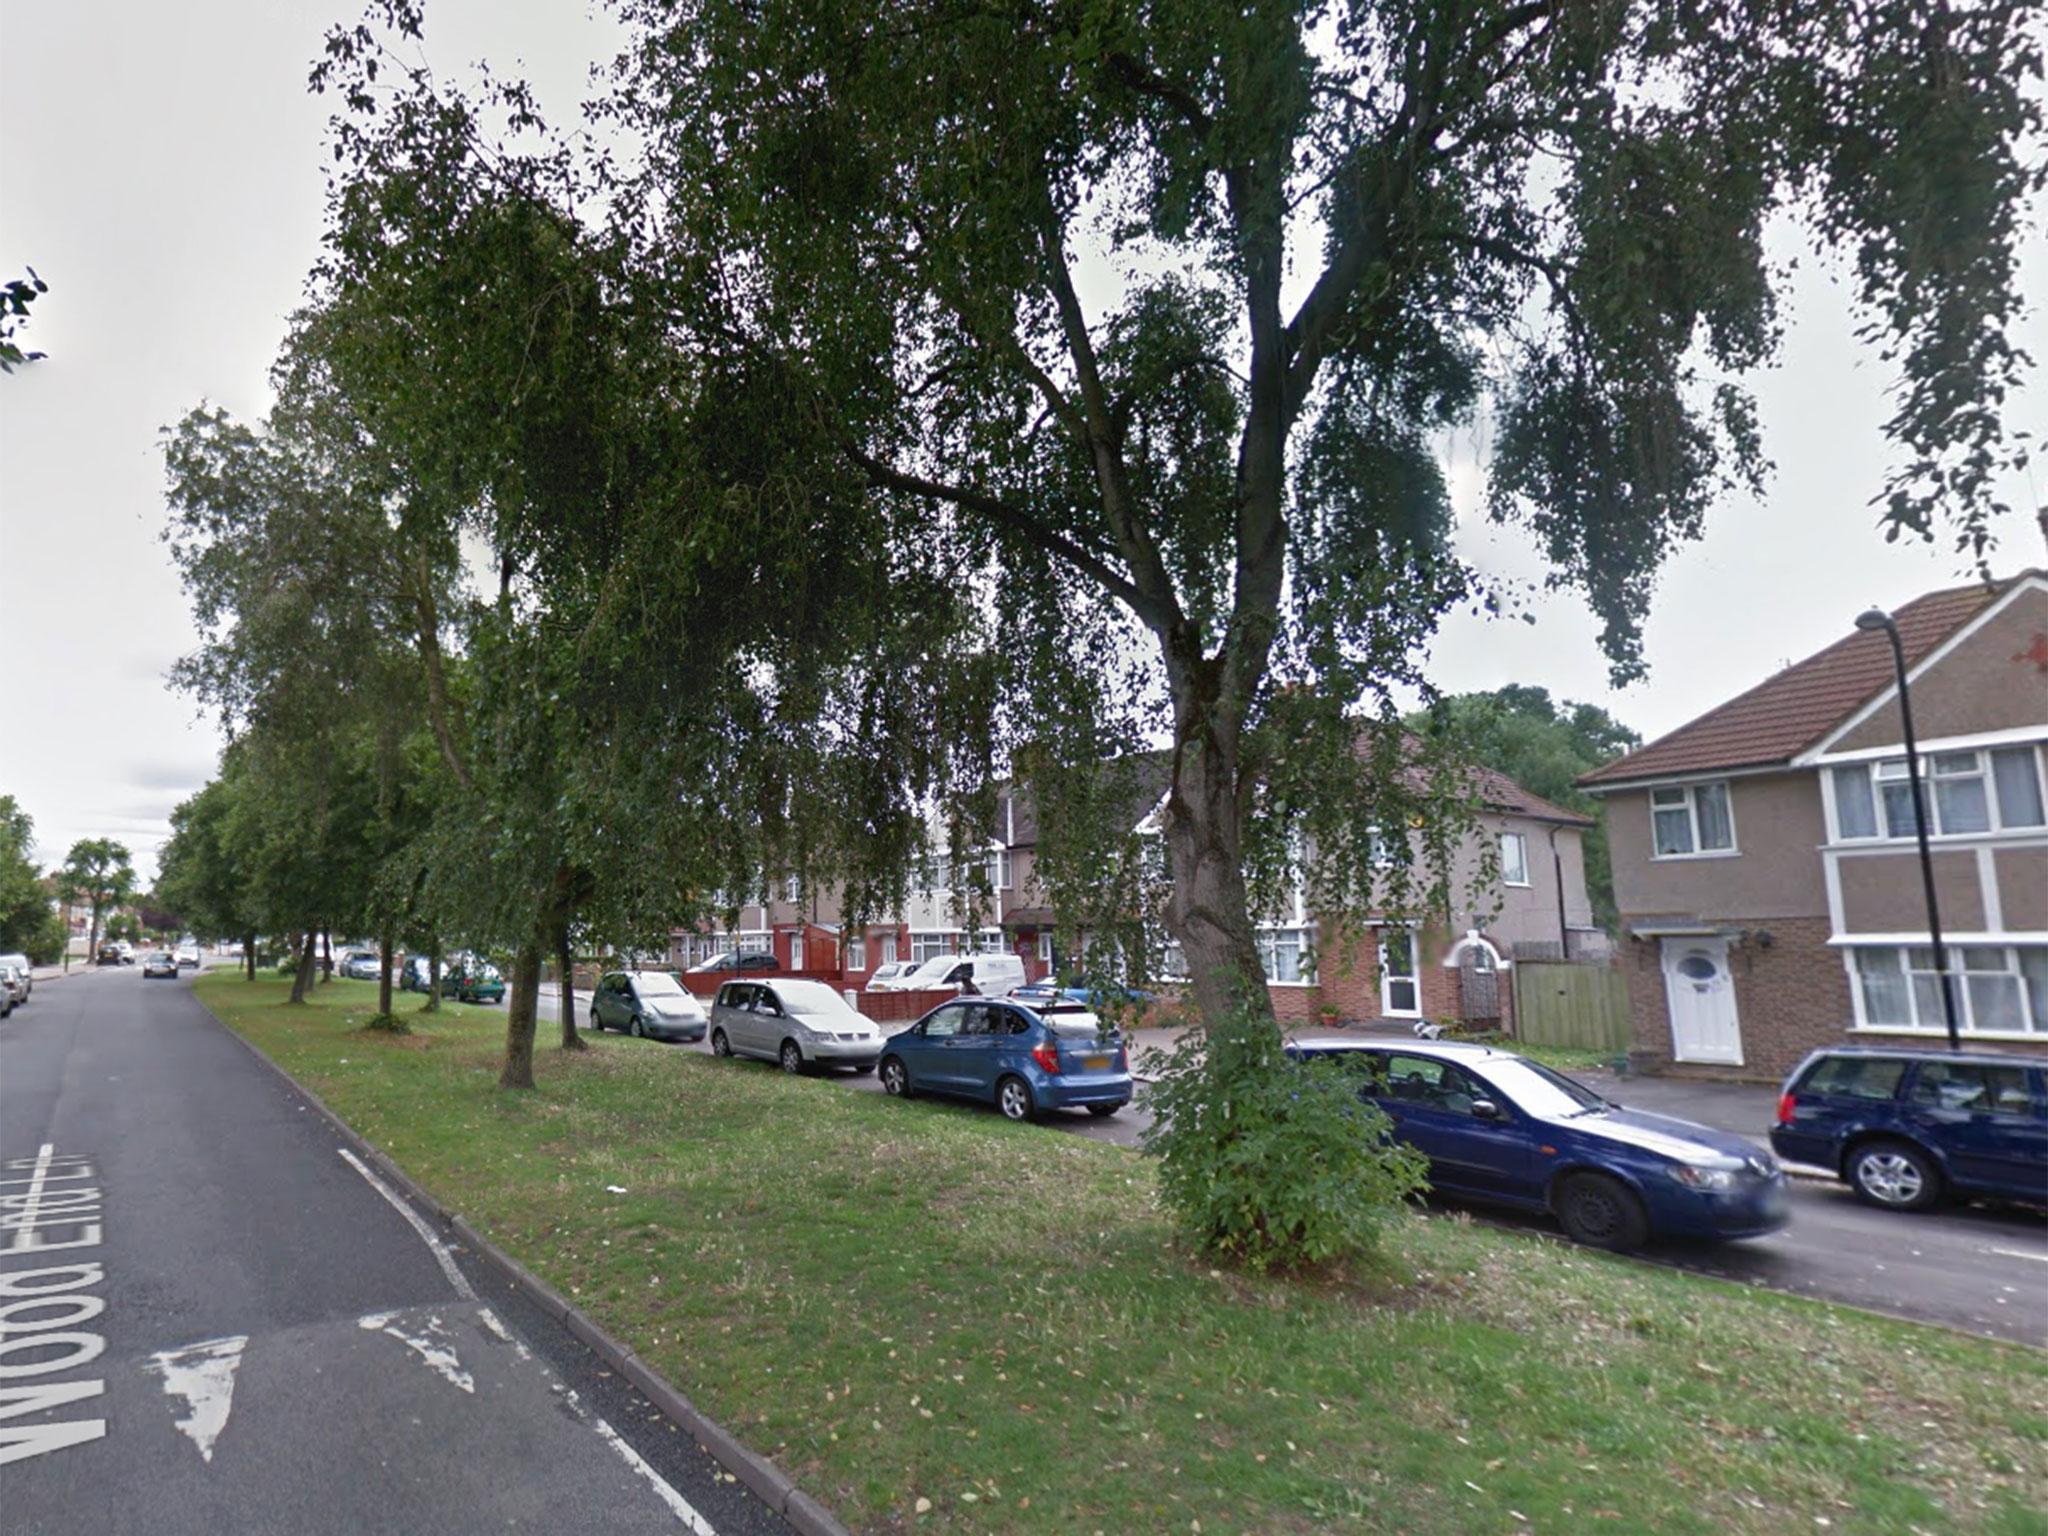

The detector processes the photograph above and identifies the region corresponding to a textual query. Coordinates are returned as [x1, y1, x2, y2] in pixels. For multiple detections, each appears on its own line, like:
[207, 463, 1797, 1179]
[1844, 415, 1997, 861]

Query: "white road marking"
[358, 1310, 474, 1394]
[475, 1306, 533, 1360]
[1987, 1246, 2048, 1263]
[144, 1335, 247, 1462]
[589, 1412, 719, 1534]
[336, 1148, 475, 1299]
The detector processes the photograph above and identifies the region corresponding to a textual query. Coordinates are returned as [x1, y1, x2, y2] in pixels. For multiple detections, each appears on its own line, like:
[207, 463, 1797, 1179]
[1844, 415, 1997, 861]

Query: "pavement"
[1, 964, 797, 1536]
[536, 984, 2048, 1346]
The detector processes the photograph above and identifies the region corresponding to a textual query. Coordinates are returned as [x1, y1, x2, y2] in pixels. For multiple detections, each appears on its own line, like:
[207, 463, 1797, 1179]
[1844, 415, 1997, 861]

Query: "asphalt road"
[542, 986, 2048, 1346]
[0, 966, 796, 1536]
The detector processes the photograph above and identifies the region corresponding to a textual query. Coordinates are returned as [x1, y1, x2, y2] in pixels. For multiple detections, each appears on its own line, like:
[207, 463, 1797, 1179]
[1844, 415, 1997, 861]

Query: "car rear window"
[1800, 1055, 1908, 1100]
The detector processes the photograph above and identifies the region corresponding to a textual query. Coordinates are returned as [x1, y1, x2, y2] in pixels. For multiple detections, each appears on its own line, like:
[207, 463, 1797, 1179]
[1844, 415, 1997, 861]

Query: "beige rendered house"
[1581, 571, 2048, 1080]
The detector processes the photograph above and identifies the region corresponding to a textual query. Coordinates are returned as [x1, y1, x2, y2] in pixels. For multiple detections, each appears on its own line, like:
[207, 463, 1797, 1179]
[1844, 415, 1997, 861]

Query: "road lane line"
[588, 1411, 720, 1534]
[335, 1149, 475, 1300]
[1987, 1247, 2048, 1263]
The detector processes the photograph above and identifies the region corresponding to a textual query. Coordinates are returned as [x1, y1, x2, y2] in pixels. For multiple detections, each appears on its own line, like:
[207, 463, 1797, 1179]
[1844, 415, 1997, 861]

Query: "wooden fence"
[1510, 960, 1631, 1053]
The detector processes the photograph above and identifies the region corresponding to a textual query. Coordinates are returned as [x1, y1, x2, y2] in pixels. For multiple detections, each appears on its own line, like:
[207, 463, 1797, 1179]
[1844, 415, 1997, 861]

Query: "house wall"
[1440, 815, 1593, 954]
[1605, 773, 1829, 919]
[1830, 585, 2048, 751]
[1835, 849, 1986, 934]
[1999, 847, 2048, 931]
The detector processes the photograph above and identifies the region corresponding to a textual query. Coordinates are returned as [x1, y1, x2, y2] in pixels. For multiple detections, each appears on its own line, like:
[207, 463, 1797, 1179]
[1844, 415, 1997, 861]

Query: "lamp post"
[1854, 608, 1961, 1050]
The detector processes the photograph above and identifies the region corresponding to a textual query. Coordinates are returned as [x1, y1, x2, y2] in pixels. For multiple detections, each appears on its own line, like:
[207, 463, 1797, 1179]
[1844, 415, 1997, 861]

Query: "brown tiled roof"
[1578, 576, 2017, 788]
[1467, 764, 1596, 826]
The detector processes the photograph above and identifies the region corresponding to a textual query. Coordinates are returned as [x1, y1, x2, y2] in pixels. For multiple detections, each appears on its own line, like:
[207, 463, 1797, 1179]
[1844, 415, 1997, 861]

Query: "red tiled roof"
[1466, 763, 1596, 826]
[1579, 576, 2020, 788]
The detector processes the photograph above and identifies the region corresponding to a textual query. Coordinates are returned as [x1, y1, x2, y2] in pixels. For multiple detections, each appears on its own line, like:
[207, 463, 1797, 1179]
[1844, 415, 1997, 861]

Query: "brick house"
[1581, 570, 2048, 1082]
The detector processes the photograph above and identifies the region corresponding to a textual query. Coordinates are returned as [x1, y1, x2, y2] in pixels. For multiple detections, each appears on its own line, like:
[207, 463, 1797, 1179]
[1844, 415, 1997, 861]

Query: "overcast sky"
[3, 2, 2043, 884]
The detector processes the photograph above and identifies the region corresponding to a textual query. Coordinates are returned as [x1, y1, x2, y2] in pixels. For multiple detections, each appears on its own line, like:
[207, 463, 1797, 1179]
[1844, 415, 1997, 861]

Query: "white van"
[897, 952, 1026, 998]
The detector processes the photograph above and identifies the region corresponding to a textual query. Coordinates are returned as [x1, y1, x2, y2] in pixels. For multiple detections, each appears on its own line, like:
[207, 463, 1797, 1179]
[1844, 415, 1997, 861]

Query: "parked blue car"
[879, 998, 1132, 1121]
[1289, 1040, 1788, 1251]
[1010, 979, 1157, 1011]
[1770, 1046, 2048, 1212]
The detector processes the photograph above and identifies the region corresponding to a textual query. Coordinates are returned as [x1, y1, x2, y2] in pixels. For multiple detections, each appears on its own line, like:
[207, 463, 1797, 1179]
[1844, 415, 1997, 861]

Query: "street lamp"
[1855, 607, 1961, 1050]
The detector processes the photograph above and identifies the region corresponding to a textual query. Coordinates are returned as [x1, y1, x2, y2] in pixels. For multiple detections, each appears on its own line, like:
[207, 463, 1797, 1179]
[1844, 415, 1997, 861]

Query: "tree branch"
[408, 547, 473, 792]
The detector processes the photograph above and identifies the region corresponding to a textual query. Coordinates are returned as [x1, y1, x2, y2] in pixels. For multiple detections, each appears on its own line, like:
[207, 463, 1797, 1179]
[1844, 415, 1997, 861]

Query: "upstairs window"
[1836, 746, 2045, 839]
[1650, 783, 1734, 857]
[1499, 831, 1530, 887]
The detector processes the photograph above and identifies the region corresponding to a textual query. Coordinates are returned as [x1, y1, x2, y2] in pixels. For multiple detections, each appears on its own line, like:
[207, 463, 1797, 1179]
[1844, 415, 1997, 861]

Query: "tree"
[1409, 687, 1639, 930]
[58, 839, 135, 965]
[1, 268, 47, 374]
[0, 797, 66, 964]
[157, 776, 261, 972]
[568, 0, 2044, 1027]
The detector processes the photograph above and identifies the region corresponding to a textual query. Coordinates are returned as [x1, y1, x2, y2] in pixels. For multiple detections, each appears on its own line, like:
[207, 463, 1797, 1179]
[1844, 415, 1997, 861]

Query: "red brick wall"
[1621, 917, 2048, 1082]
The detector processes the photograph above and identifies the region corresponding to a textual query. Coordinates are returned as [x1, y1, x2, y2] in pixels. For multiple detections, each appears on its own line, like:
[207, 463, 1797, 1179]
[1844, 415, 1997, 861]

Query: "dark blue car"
[879, 998, 1132, 1122]
[1770, 1046, 2048, 1212]
[1290, 1040, 1788, 1251]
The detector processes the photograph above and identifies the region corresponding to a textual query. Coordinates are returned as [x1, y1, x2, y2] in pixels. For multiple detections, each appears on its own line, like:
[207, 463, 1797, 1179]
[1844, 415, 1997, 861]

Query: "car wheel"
[710, 1028, 731, 1058]
[1847, 1140, 1941, 1212]
[1086, 1103, 1120, 1118]
[880, 1057, 910, 1097]
[997, 1075, 1035, 1123]
[630, 1016, 644, 1039]
[779, 1039, 804, 1074]
[1554, 1172, 1650, 1252]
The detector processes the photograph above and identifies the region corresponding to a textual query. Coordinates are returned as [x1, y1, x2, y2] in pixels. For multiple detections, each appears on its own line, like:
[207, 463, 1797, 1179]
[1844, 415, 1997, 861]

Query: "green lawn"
[198, 974, 2048, 1535]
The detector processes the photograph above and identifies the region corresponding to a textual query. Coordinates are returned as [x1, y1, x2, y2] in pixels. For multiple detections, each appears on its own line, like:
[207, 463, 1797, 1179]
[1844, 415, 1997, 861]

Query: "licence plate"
[1081, 1054, 1111, 1070]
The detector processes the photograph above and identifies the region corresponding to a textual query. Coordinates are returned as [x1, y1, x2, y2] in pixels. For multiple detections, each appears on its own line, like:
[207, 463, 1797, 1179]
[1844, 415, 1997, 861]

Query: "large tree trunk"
[319, 928, 333, 983]
[424, 945, 441, 1013]
[288, 930, 318, 1004]
[243, 928, 257, 982]
[377, 928, 395, 1017]
[501, 931, 543, 1089]
[1160, 714, 1273, 1028]
[557, 913, 583, 1051]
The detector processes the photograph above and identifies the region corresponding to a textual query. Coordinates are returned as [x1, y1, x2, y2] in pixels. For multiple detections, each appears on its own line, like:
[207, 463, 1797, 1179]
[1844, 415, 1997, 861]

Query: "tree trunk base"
[361, 1014, 412, 1034]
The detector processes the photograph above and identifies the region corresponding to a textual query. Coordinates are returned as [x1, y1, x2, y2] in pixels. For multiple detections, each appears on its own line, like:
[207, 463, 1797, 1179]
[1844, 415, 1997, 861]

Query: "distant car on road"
[589, 970, 707, 1042]
[1770, 1045, 2047, 1213]
[339, 951, 382, 982]
[142, 952, 179, 979]
[1011, 978, 1157, 1011]
[441, 957, 506, 1004]
[97, 945, 124, 966]
[879, 997, 1131, 1121]
[116, 941, 136, 964]
[1288, 1039, 1789, 1252]
[0, 952, 31, 1000]
[709, 978, 881, 1073]
[175, 943, 201, 969]
[0, 961, 28, 1009]
[686, 950, 780, 975]
[862, 960, 918, 991]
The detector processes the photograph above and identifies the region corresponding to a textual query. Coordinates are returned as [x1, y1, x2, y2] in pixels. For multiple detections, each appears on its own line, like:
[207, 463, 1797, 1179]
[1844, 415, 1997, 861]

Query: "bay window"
[1650, 782, 1735, 857]
[1851, 944, 2048, 1035]
[1835, 745, 2045, 840]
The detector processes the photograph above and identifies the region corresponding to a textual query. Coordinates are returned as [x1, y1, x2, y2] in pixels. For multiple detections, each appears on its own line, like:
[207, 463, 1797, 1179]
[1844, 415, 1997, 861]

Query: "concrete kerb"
[199, 998, 855, 1536]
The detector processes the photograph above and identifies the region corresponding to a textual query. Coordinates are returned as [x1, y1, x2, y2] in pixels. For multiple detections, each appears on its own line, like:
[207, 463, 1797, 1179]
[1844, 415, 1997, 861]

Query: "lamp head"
[1854, 608, 1894, 634]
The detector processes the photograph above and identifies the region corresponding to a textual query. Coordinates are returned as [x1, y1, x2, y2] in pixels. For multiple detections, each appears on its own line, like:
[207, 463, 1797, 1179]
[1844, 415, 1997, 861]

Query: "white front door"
[1661, 937, 1743, 1065]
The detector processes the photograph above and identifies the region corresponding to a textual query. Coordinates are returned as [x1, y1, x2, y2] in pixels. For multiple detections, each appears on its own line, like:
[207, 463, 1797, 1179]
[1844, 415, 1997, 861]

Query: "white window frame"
[1649, 782, 1738, 859]
[1832, 745, 2046, 843]
[1377, 928, 1421, 1017]
[783, 874, 801, 903]
[974, 927, 1004, 955]
[1847, 942, 2048, 1039]
[1037, 931, 1054, 965]
[1256, 926, 1314, 987]
[845, 934, 866, 972]
[911, 930, 959, 965]
[880, 932, 898, 966]
[736, 931, 772, 957]
[1499, 831, 1530, 887]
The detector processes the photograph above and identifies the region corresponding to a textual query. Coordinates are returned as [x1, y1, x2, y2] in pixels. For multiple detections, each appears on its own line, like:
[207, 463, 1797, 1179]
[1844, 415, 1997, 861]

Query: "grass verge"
[198, 973, 2047, 1535]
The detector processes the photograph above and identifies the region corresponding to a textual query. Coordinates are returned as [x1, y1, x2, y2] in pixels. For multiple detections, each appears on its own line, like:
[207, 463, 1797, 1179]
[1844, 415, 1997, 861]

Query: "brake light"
[1031, 1040, 1060, 1074]
[1776, 1092, 1796, 1126]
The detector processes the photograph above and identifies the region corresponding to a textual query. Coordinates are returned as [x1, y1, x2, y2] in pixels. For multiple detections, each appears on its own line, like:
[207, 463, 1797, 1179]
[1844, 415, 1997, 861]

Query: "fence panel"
[1511, 960, 1630, 1052]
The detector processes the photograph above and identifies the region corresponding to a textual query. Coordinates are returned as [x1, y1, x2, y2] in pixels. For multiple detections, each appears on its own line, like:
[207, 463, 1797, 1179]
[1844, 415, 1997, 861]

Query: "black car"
[1771, 1046, 2048, 1211]
[686, 950, 780, 975]
[96, 945, 124, 966]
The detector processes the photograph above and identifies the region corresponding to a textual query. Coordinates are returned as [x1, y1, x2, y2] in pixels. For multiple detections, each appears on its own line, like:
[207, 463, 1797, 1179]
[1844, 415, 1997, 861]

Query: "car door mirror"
[1471, 1099, 1503, 1121]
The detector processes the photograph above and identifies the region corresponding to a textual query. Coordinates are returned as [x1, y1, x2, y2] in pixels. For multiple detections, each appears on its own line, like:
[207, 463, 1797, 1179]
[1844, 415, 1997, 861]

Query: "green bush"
[1139, 1009, 1427, 1272]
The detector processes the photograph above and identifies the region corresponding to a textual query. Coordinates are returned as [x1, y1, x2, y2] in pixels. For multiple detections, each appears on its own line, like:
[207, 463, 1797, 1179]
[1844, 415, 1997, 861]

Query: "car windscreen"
[775, 982, 857, 1019]
[1471, 1057, 1605, 1117]
[633, 973, 686, 996]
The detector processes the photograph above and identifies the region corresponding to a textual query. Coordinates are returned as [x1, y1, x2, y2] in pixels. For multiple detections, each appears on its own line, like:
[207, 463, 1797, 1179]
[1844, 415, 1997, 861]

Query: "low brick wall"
[853, 988, 957, 1023]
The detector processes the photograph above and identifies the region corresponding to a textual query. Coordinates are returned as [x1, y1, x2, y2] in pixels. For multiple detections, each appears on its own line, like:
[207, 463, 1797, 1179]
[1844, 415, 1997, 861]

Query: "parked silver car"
[709, 978, 883, 1074]
[0, 952, 31, 1001]
[590, 970, 708, 1042]
[0, 960, 28, 1010]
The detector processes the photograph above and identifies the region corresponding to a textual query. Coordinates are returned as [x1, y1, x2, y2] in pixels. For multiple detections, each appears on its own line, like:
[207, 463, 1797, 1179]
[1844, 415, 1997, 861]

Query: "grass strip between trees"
[196, 974, 2048, 1535]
